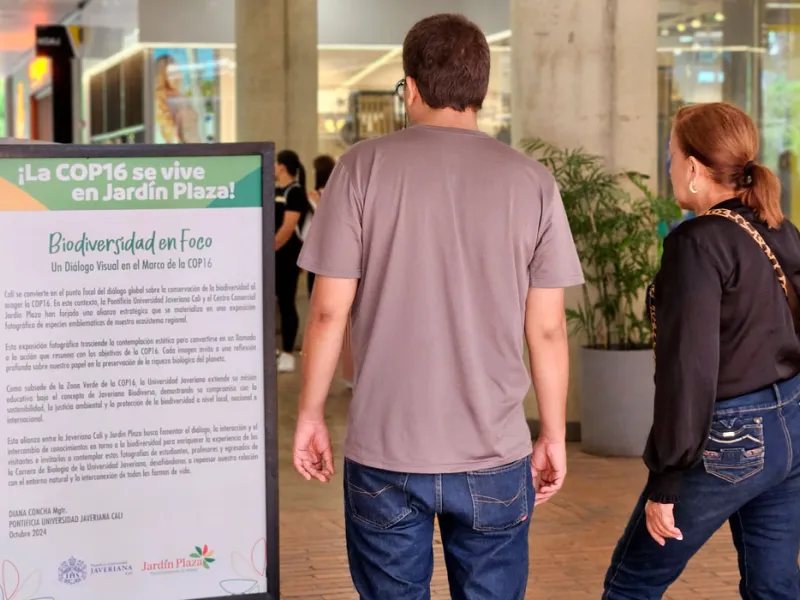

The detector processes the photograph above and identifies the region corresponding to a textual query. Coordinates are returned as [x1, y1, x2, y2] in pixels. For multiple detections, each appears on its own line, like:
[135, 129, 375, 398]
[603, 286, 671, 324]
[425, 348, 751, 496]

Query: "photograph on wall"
[153, 48, 220, 144]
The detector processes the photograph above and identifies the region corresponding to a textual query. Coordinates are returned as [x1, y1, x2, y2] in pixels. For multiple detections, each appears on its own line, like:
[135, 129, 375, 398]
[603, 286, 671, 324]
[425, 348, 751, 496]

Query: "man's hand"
[293, 417, 334, 483]
[531, 437, 566, 505]
[645, 501, 683, 546]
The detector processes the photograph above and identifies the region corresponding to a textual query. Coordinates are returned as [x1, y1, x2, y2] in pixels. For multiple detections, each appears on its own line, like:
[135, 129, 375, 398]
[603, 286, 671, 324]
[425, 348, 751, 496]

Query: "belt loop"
[773, 382, 782, 406]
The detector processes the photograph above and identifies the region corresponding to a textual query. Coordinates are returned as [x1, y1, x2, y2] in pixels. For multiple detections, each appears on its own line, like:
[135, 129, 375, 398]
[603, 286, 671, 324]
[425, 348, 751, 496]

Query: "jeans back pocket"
[703, 416, 765, 484]
[466, 457, 531, 532]
[345, 459, 412, 529]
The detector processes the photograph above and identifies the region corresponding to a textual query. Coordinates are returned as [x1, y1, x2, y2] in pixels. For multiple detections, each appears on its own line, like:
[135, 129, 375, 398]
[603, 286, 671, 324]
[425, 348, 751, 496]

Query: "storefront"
[83, 44, 236, 145]
[5, 57, 52, 142]
[655, 2, 800, 222]
[5, 0, 800, 222]
[315, 36, 511, 157]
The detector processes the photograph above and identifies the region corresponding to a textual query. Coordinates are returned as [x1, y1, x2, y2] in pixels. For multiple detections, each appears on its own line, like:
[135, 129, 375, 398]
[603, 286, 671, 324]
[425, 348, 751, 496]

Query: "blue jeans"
[343, 456, 534, 600]
[604, 374, 800, 599]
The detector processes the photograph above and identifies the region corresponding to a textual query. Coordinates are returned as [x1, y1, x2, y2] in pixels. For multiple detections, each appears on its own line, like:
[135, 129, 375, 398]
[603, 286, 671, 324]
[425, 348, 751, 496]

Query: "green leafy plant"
[521, 138, 682, 350]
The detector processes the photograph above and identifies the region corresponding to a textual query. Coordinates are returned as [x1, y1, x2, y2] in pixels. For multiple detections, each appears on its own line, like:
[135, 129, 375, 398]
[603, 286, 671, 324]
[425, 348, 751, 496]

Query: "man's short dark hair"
[402, 14, 490, 112]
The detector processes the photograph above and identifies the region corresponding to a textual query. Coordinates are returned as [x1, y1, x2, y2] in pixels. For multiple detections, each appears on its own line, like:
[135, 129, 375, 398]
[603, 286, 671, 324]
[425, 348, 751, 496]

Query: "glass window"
[317, 35, 512, 157]
[657, 1, 800, 224]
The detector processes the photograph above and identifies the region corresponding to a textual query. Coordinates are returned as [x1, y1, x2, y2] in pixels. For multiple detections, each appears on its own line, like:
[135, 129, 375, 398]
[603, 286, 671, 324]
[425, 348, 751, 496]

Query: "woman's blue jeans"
[604, 373, 800, 599]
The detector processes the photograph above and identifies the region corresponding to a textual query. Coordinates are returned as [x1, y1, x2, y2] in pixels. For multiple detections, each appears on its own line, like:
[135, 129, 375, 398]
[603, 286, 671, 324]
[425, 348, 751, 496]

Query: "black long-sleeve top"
[644, 198, 800, 503]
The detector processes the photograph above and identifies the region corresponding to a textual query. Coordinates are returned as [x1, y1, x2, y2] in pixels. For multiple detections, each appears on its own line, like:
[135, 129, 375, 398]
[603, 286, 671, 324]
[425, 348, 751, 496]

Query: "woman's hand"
[645, 500, 683, 546]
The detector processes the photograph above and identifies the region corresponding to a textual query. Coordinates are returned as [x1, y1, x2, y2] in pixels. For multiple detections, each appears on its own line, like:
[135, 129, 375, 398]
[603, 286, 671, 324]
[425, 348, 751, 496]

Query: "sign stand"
[0, 143, 278, 600]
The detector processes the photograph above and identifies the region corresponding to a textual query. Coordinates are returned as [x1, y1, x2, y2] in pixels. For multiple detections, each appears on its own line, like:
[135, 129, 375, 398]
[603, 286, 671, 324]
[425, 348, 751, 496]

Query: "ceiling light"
[714, 12, 725, 21]
[676, 23, 687, 32]
[691, 18, 702, 28]
[661, 28, 670, 36]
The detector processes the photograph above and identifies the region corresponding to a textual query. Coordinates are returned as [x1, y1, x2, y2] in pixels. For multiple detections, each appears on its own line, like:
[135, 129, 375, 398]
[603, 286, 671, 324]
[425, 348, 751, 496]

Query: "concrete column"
[511, 0, 659, 431]
[235, 0, 318, 171]
[511, 0, 658, 179]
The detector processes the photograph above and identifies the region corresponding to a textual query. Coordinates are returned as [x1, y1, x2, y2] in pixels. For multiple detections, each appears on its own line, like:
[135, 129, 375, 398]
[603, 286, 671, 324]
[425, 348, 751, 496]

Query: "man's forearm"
[298, 313, 348, 420]
[528, 324, 569, 439]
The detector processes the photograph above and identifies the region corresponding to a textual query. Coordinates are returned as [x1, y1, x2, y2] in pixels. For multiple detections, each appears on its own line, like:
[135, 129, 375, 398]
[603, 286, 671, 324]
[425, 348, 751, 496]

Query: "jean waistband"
[714, 372, 800, 414]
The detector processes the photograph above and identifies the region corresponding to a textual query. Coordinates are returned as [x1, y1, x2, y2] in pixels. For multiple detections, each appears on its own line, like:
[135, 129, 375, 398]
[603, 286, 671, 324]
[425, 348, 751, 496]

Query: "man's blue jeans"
[343, 455, 534, 600]
[604, 374, 800, 599]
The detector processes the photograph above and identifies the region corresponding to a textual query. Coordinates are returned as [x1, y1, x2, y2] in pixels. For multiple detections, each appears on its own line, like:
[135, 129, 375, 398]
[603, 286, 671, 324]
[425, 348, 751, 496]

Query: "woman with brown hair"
[603, 103, 800, 599]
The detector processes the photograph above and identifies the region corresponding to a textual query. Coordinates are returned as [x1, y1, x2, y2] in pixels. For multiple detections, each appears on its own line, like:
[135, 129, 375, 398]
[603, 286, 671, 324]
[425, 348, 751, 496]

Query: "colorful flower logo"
[189, 545, 215, 569]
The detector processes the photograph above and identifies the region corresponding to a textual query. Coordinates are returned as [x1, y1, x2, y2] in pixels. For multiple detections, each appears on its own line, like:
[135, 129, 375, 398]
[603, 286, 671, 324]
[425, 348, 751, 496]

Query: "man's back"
[294, 14, 581, 598]
[299, 124, 582, 473]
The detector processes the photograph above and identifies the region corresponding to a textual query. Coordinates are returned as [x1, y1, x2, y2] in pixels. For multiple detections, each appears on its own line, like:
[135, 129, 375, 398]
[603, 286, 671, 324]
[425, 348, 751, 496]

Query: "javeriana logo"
[189, 545, 215, 569]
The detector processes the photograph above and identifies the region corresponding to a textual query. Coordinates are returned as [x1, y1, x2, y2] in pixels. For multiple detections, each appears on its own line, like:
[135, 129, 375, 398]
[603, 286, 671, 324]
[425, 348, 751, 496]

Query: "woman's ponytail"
[297, 163, 307, 191]
[741, 162, 783, 229]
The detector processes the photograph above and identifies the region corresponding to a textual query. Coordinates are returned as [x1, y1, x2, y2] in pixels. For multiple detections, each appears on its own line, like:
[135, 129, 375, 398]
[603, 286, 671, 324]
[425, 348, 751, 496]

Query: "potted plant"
[521, 139, 682, 456]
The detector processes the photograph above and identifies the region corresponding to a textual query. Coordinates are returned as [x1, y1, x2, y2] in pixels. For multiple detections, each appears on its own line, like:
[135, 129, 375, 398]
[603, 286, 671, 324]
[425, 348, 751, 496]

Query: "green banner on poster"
[0, 155, 261, 211]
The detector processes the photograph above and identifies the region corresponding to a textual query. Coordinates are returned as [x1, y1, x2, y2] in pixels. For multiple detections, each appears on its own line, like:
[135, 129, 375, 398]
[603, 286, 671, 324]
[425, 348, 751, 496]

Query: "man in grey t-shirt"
[293, 13, 583, 599]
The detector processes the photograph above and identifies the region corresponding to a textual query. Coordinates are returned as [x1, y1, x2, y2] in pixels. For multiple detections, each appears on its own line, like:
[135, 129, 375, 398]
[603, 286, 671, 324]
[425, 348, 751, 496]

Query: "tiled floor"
[276, 372, 742, 600]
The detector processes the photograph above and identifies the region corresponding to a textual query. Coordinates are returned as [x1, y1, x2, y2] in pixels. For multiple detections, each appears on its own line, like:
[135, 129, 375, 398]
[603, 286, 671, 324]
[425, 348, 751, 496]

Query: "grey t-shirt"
[299, 124, 583, 473]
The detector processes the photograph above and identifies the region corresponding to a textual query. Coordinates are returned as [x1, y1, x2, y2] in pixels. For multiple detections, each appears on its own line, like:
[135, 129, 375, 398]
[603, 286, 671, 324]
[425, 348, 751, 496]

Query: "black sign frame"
[0, 142, 279, 600]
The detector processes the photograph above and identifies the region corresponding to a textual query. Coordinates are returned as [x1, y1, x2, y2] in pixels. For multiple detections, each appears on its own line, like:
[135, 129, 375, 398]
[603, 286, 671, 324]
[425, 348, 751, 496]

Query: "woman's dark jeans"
[604, 373, 800, 600]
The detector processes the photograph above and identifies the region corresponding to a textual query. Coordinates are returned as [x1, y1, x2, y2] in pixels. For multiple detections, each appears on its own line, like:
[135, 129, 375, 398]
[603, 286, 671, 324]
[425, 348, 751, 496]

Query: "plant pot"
[579, 347, 654, 457]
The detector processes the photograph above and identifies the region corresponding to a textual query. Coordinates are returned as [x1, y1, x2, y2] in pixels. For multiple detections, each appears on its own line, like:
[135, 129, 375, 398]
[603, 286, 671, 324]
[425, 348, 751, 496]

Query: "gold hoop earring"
[689, 181, 698, 194]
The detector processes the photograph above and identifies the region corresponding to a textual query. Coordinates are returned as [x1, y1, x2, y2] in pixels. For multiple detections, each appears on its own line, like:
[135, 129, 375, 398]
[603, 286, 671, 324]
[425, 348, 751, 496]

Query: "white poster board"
[0, 144, 278, 600]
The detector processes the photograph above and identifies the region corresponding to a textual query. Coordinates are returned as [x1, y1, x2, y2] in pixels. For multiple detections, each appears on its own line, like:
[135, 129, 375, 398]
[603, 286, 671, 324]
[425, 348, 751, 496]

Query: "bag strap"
[706, 209, 790, 298]
[647, 283, 657, 357]
[648, 208, 800, 356]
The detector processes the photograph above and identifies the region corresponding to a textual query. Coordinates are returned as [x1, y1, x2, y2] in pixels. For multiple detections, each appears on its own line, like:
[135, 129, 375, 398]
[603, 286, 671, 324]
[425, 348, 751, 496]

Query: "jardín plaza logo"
[142, 545, 215, 574]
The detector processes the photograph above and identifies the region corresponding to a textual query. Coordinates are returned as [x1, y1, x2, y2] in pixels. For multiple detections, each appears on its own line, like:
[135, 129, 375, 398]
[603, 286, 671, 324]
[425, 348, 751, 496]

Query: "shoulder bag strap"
[648, 208, 800, 358]
[647, 283, 656, 358]
[707, 208, 800, 329]
[706, 208, 790, 299]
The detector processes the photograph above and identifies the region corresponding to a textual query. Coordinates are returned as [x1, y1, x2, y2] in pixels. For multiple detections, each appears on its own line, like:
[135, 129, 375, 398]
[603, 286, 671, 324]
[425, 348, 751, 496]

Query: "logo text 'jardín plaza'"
[142, 545, 215, 573]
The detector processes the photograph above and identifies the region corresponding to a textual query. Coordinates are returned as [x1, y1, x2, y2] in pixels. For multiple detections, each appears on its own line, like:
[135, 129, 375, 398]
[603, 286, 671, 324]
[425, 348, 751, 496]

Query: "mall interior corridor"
[2, 2, 796, 599]
[276, 368, 739, 600]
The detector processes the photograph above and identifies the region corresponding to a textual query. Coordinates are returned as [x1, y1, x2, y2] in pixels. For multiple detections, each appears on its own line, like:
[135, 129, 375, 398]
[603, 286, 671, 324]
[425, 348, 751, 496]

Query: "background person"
[305, 154, 336, 297]
[274, 149, 310, 374]
[305, 154, 354, 389]
[604, 103, 800, 599]
[292, 13, 583, 599]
